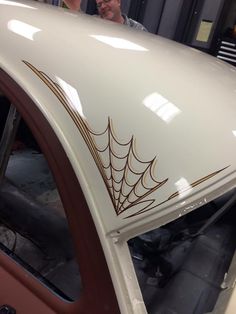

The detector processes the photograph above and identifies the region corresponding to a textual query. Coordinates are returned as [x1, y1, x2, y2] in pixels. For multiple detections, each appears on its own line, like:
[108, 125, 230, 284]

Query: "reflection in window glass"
[128, 192, 236, 314]
[0, 95, 81, 301]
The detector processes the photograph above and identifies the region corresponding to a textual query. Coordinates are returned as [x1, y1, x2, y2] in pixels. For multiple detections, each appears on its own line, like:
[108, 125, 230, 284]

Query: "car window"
[0, 94, 81, 301]
[128, 190, 236, 314]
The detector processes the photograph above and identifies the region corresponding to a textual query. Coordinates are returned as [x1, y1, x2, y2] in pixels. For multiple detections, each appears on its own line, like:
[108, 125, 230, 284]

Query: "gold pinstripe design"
[23, 60, 229, 219]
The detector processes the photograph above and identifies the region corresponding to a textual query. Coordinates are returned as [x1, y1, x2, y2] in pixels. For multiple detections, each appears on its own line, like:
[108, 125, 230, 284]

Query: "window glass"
[0, 94, 81, 301]
[128, 191, 236, 314]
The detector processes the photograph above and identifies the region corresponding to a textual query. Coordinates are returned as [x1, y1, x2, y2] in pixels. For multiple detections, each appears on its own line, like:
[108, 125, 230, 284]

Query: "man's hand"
[63, 0, 81, 10]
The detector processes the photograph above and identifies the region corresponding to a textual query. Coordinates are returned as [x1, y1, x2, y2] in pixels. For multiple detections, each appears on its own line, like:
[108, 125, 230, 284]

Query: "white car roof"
[1, 0, 236, 238]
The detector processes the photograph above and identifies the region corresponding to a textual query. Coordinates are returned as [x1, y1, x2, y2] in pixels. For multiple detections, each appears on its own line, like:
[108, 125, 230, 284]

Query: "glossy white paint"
[1, 1, 236, 313]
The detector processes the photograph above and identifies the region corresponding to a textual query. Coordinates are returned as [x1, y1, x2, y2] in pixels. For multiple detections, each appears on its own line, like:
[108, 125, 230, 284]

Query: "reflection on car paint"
[23, 60, 229, 219]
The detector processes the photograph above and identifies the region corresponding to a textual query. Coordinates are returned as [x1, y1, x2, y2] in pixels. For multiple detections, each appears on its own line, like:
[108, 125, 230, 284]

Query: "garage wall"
[158, 0, 184, 38]
[223, 0, 236, 29]
[189, 0, 226, 49]
[142, 0, 165, 33]
[121, 0, 132, 15]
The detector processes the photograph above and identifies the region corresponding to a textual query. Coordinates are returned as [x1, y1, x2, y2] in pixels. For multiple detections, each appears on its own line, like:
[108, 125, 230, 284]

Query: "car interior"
[0, 93, 82, 301]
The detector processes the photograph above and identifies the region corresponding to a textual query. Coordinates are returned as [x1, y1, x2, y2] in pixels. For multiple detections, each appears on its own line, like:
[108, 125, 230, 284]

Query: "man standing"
[96, 0, 147, 31]
[64, 0, 147, 31]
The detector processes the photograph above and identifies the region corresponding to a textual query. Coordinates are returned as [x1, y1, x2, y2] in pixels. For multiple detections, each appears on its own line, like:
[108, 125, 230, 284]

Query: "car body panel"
[1, 0, 236, 237]
[1, 1, 236, 313]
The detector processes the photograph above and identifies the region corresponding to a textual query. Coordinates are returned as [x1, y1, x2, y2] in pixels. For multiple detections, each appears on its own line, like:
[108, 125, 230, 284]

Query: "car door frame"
[0, 68, 120, 314]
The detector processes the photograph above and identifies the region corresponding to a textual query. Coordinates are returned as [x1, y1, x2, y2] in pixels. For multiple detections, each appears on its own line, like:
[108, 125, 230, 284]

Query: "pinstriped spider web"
[88, 118, 168, 216]
[23, 61, 229, 220]
[22, 61, 168, 217]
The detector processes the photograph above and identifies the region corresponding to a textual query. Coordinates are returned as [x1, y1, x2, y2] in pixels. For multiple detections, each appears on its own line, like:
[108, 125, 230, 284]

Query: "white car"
[0, 1, 236, 313]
